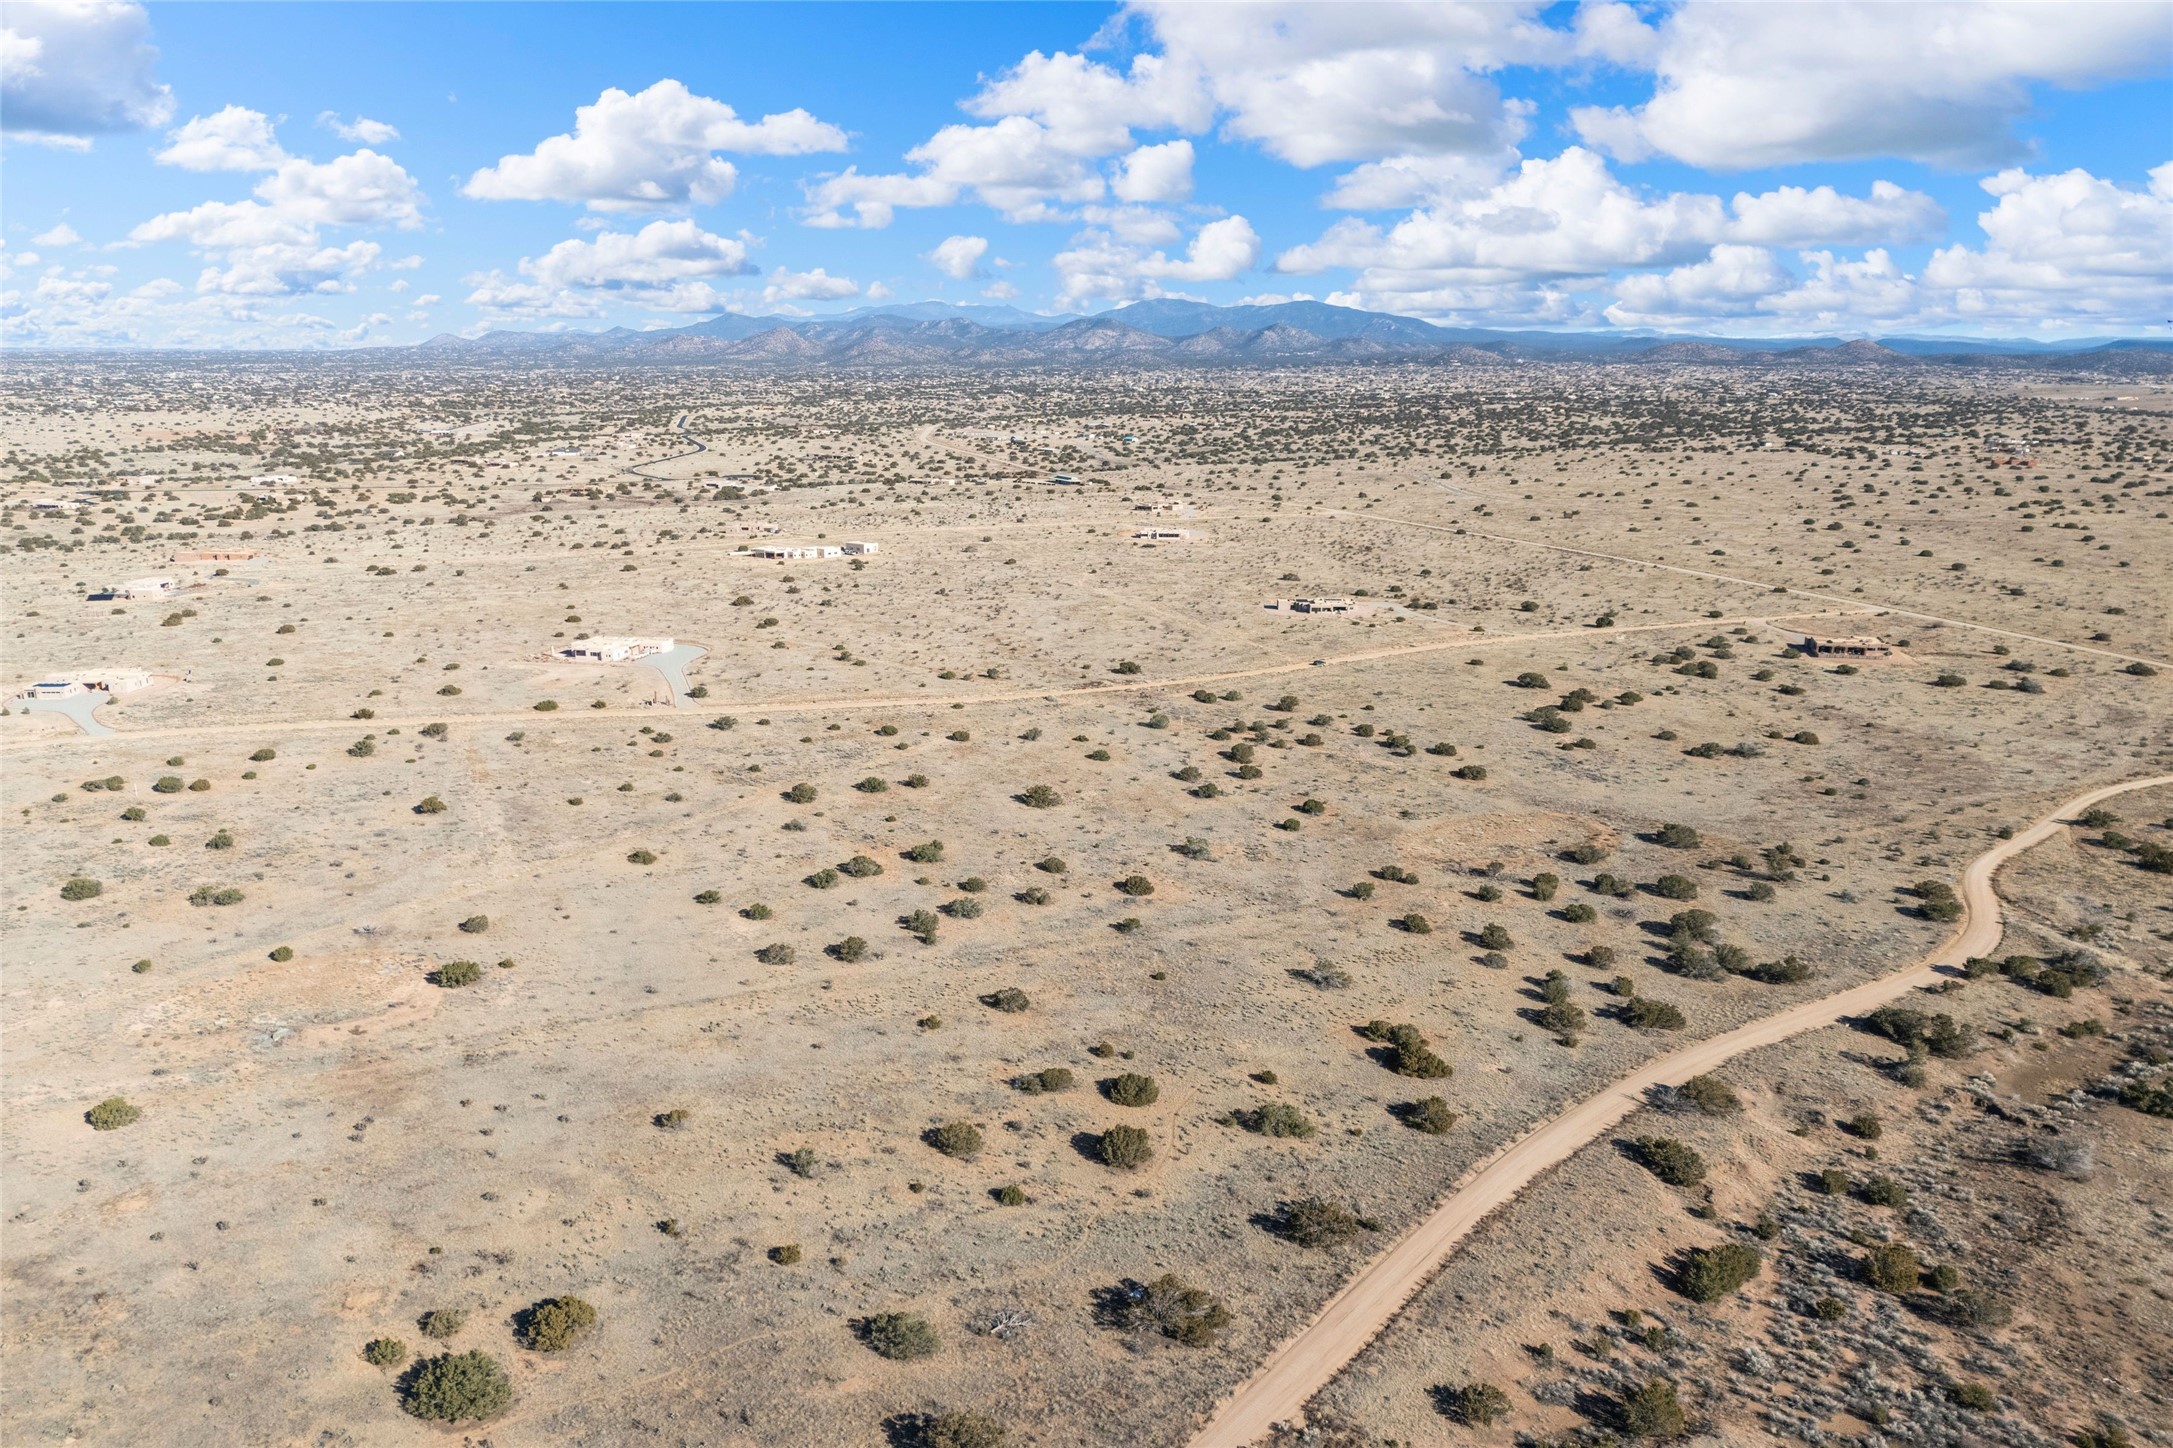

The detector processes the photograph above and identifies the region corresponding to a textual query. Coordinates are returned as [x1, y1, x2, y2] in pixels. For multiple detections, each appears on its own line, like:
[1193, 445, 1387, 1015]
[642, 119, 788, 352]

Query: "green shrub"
[1401, 1096, 1458, 1134]
[1111, 1273, 1232, 1347]
[1398, 912, 1433, 934]
[1018, 784, 1061, 808]
[1863, 1005, 1970, 1057]
[1107, 1072, 1158, 1106]
[1240, 1102, 1316, 1138]
[1842, 1112, 1883, 1140]
[1675, 1243, 1762, 1302]
[431, 960, 482, 988]
[1477, 923, 1513, 950]
[1633, 1136, 1706, 1186]
[419, 1308, 466, 1340]
[830, 936, 868, 962]
[456, 914, 489, 934]
[1914, 879, 1963, 922]
[517, 1295, 597, 1352]
[1114, 873, 1155, 896]
[153, 775, 184, 793]
[981, 987, 1030, 1013]
[1360, 1021, 1453, 1079]
[1619, 1378, 1686, 1438]
[400, 1350, 512, 1422]
[1278, 1196, 1362, 1247]
[364, 1337, 406, 1367]
[85, 1097, 140, 1131]
[862, 1311, 937, 1360]
[838, 854, 884, 877]
[60, 877, 103, 901]
[1013, 1067, 1074, 1094]
[1862, 1175, 1909, 1209]
[188, 884, 245, 907]
[1625, 996, 1686, 1030]
[414, 795, 447, 814]
[742, 902, 772, 920]
[905, 840, 944, 863]
[627, 848, 657, 865]
[926, 1410, 1006, 1448]
[785, 782, 817, 804]
[1540, 1000, 1587, 1037]
[1651, 874, 1698, 901]
[1441, 1382, 1511, 1426]
[770, 1244, 802, 1265]
[1098, 1124, 1153, 1169]
[1862, 1241, 1921, 1293]
[756, 943, 796, 966]
[929, 1121, 983, 1158]
[250, 748, 276, 762]
[1674, 1075, 1740, 1115]
[995, 1183, 1028, 1206]
[903, 908, 940, 944]
[268, 945, 294, 962]
[655, 1108, 691, 1130]
[943, 896, 984, 919]
[854, 776, 889, 794]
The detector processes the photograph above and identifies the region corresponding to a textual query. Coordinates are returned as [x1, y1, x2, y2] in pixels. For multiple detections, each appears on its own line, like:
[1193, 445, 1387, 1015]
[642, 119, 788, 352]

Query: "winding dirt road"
[1187, 770, 2173, 1448]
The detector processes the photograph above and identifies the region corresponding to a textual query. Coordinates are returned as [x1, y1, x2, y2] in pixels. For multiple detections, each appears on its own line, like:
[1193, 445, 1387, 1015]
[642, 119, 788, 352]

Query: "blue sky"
[4, 1, 2168, 347]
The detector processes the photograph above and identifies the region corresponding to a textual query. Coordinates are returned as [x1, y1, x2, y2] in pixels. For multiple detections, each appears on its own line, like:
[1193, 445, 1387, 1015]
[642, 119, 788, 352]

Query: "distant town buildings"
[172, 548, 261, 564]
[1048, 473, 1081, 485]
[250, 473, 299, 485]
[559, 636, 673, 663]
[107, 577, 176, 600]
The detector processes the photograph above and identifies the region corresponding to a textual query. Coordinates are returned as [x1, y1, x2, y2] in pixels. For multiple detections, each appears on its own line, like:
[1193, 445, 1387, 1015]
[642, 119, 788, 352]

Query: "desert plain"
[3, 355, 2170, 1448]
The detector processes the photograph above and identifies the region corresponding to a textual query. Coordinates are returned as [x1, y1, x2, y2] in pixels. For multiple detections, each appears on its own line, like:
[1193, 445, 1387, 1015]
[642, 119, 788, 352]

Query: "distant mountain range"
[415, 299, 2170, 371]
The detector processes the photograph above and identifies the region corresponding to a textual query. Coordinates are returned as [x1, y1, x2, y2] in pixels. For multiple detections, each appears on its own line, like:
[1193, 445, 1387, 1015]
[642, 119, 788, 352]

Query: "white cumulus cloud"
[471, 218, 762, 317]
[155, 105, 287, 171]
[1054, 214, 1260, 307]
[466, 79, 847, 212]
[1, 0, 172, 146]
[1111, 139, 1194, 203]
[131, 116, 425, 299]
[317, 111, 399, 145]
[764, 266, 859, 302]
[1572, 2, 2172, 169]
[927, 234, 989, 280]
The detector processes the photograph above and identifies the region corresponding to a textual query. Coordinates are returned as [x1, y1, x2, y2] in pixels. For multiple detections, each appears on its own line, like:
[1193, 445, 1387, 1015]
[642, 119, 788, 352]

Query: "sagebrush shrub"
[862, 1311, 937, 1360]
[85, 1097, 140, 1131]
[517, 1296, 597, 1352]
[1098, 1124, 1152, 1169]
[400, 1350, 512, 1421]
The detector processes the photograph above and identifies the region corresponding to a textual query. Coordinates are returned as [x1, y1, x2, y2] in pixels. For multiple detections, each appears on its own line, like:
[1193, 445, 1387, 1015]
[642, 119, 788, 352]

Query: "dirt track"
[1186, 769, 2173, 1448]
[1336, 508, 2172, 671]
[0, 607, 1870, 752]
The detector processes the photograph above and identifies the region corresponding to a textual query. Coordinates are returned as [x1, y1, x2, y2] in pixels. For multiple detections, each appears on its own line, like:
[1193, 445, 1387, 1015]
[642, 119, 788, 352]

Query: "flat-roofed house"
[559, 636, 673, 663]
[1798, 632, 1893, 658]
